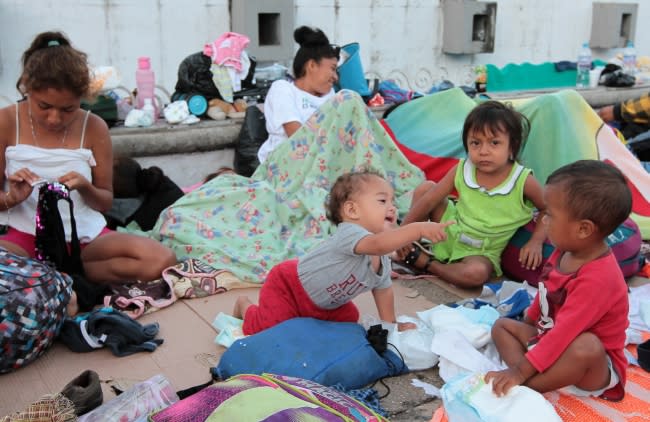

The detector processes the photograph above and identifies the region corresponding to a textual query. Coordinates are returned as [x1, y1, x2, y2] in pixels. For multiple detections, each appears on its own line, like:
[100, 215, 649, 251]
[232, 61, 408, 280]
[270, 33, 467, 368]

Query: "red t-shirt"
[526, 249, 629, 401]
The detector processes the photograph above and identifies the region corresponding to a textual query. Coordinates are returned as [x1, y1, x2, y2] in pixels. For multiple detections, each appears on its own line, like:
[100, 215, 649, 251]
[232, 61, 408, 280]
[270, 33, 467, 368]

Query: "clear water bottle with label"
[576, 42, 592, 88]
[623, 40, 637, 76]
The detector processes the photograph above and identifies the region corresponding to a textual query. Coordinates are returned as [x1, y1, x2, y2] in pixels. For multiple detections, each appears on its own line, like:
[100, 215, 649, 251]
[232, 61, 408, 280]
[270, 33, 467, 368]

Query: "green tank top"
[454, 158, 533, 243]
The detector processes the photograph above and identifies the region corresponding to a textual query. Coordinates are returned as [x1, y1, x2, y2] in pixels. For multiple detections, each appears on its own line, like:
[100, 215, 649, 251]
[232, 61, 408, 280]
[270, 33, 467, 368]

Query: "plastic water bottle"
[142, 98, 155, 125]
[623, 40, 637, 76]
[576, 42, 592, 88]
[136, 57, 156, 112]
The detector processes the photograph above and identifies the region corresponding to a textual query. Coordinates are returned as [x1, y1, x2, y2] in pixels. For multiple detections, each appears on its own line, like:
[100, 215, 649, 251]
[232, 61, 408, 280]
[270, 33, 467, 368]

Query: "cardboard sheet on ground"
[0, 281, 437, 416]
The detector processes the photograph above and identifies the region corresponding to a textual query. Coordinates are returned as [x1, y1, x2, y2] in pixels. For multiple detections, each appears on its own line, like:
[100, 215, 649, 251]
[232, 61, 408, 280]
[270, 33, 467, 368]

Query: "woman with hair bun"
[257, 26, 340, 163]
[0, 31, 177, 308]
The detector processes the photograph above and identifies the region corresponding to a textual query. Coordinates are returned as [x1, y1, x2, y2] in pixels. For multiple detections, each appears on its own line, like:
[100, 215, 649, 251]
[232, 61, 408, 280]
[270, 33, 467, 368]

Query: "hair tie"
[47, 40, 60, 47]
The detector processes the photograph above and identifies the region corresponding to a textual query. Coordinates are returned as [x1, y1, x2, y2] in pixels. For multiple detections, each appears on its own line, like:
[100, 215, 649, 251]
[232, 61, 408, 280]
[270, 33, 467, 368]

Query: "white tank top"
[0, 104, 106, 242]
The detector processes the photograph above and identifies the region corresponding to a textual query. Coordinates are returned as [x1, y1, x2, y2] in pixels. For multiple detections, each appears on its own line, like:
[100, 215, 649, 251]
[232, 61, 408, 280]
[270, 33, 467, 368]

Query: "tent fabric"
[384, 88, 650, 238]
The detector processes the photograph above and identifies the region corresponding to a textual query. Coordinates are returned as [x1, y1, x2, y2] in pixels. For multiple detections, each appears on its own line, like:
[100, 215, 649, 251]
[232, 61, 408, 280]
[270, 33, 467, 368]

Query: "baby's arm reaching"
[372, 286, 416, 331]
[519, 174, 547, 270]
[355, 220, 455, 257]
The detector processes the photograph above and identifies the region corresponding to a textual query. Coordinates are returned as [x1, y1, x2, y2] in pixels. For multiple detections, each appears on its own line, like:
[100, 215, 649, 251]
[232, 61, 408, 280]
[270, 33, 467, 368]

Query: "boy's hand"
[484, 368, 526, 397]
[420, 220, 455, 243]
[397, 321, 417, 331]
[519, 239, 543, 270]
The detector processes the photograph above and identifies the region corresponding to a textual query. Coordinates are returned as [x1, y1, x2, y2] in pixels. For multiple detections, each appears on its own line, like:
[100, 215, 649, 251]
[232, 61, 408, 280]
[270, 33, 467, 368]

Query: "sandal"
[402, 241, 436, 272]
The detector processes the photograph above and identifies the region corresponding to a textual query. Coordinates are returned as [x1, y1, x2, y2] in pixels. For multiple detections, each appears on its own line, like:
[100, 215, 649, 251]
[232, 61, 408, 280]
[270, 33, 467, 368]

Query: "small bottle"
[623, 40, 637, 76]
[576, 42, 592, 88]
[135, 57, 156, 112]
[142, 98, 155, 125]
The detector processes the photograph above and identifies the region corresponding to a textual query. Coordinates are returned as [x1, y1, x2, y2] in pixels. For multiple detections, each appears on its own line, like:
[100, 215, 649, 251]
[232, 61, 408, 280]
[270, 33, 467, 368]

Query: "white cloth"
[257, 80, 334, 163]
[628, 283, 650, 331]
[387, 315, 438, 370]
[2, 145, 105, 242]
[1, 106, 105, 242]
[418, 304, 500, 348]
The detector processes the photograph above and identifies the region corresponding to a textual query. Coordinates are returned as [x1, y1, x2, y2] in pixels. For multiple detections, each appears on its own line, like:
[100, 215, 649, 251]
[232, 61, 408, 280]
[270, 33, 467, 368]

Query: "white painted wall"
[1, 0, 648, 101]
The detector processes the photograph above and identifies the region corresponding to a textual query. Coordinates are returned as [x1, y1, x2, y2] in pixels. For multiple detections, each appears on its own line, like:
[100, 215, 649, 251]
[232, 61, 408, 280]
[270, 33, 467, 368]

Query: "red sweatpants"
[242, 259, 360, 335]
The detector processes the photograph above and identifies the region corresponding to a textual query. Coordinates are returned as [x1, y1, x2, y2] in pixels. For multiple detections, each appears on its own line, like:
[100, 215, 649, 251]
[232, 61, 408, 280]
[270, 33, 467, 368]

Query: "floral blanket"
[151, 90, 424, 284]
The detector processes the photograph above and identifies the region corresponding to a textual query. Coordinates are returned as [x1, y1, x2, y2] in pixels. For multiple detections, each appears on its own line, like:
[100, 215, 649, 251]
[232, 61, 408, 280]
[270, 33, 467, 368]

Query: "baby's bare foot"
[66, 291, 79, 316]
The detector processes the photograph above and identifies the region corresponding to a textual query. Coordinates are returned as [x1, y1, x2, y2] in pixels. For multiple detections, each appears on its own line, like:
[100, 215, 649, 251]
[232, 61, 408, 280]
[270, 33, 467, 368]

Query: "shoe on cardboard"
[60, 369, 103, 416]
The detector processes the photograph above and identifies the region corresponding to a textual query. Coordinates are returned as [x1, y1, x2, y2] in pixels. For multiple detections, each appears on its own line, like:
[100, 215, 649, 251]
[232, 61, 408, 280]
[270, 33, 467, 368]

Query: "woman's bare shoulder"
[0, 103, 18, 146]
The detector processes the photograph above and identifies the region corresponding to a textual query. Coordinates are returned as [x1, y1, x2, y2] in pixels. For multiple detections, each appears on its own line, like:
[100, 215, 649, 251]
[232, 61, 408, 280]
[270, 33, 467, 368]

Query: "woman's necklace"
[28, 104, 68, 147]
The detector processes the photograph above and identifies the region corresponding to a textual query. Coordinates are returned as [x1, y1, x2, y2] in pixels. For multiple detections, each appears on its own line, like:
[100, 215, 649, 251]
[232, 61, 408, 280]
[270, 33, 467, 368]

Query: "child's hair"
[16, 31, 90, 98]
[113, 156, 168, 198]
[326, 169, 385, 225]
[203, 167, 236, 183]
[292, 26, 340, 79]
[546, 160, 632, 236]
[461, 101, 530, 161]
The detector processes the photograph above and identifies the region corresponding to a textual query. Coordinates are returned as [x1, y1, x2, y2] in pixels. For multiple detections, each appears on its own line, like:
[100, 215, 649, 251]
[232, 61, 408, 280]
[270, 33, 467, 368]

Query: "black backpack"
[173, 51, 259, 102]
[35, 182, 107, 311]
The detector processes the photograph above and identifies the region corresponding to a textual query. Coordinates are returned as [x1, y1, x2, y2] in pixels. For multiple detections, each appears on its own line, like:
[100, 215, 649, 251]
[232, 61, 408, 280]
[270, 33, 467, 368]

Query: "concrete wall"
[1, 0, 648, 101]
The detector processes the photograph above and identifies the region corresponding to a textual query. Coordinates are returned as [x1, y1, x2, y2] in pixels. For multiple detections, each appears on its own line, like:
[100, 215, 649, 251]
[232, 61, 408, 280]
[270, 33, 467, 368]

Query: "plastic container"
[142, 98, 156, 124]
[576, 42, 592, 88]
[337, 43, 371, 96]
[136, 57, 156, 112]
[170, 92, 208, 117]
[623, 40, 637, 76]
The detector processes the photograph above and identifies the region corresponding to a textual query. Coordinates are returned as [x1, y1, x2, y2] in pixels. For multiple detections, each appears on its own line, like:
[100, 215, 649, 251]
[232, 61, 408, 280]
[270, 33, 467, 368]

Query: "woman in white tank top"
[0, 31, 176, 310]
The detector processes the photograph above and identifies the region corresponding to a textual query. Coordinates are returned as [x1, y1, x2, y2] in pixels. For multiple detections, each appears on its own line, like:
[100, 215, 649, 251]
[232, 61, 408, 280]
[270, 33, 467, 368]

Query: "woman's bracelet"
[3, 191, 12, 212]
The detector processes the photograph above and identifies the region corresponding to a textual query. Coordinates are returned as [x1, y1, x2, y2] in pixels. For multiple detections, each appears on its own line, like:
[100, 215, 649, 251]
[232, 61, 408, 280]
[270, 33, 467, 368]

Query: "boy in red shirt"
[486, 160, 631, 401]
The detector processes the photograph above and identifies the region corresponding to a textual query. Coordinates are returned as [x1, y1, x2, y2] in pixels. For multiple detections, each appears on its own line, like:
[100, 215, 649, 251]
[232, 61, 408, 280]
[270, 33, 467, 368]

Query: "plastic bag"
[233, 105, 268, 177]
[387, 316, 438, 370]
[78, 374, 178, 422]
[124, 109, 154, 127]
[163, 100, 190, 124]
[441, 373, 561, 422]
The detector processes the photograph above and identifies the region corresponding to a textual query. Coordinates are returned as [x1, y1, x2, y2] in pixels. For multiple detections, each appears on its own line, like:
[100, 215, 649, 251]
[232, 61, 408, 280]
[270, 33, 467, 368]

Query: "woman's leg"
[0, 240, 28, 256]
[81, 232, 177, 283]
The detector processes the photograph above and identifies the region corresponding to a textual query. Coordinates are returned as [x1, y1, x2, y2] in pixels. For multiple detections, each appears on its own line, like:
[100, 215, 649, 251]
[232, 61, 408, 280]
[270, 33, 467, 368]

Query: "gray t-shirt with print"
[298, 222, 392, 309]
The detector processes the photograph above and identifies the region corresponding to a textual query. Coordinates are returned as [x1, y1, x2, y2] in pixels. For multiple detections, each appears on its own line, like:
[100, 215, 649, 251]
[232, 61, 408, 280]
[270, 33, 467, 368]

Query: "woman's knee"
[144, 243, 176, 275]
